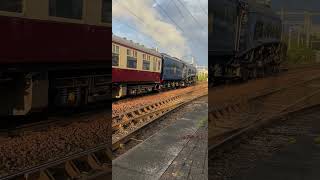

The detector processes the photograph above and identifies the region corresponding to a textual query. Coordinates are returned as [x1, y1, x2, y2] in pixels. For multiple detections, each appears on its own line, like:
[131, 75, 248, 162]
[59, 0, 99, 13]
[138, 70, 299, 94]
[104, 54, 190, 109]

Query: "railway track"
[0, 109, 110, 141]
[208, 74, 320, 172]
[209, 103, 320, 179]
[112, 83, 208, 153]
[207, 65, 320, 109]
[0, 110, 112, 180]
[1, 144, 112, 180]
[0, 83, 207, 179]
[208, 76, 320, 158]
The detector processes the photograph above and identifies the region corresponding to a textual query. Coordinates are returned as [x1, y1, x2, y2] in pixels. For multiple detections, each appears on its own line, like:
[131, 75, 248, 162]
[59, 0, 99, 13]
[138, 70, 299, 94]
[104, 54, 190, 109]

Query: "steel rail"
[0, 143, 112, 180]
[112, 85, 208, 152]
[208, 77, 320, 153]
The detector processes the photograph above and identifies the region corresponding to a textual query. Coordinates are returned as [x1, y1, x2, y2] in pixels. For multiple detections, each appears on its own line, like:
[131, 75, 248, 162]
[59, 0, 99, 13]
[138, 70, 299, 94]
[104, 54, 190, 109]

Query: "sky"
[112, 0, 208, 67]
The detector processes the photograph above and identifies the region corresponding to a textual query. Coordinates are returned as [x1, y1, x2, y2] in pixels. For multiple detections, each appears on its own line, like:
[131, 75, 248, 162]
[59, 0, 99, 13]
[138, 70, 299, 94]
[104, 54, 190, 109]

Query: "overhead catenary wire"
[112, 0, 207, 65]
[176, 0, 206, 30]
[172, 0, 185, 20]
[112, 17, 160, 48]
[113, 0, 150, 28]
[196, 0, 208, 15]
[115, 0, 206, 51]
[152, 0, 207, 49]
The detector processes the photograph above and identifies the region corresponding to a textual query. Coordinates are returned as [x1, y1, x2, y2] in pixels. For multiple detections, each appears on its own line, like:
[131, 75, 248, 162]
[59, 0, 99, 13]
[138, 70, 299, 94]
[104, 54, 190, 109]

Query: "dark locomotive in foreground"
[112, 35, 197, 98]
[209, 0, 287, 84]
[0, 0, 112, 116]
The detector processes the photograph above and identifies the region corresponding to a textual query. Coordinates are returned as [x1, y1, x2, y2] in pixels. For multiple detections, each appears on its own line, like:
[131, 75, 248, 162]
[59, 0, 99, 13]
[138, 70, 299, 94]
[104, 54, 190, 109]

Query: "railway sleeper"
[16, 149, 112, 180]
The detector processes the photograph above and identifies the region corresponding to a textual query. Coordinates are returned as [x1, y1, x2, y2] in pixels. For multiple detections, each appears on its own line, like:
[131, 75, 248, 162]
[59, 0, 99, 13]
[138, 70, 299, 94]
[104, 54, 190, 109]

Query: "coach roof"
[112, 34, 161, 57]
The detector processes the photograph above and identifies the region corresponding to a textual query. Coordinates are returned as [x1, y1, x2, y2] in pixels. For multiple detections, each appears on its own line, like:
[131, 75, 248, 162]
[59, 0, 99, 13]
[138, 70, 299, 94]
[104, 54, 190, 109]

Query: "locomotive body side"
[209, 0, 239, 57]
[161, 54, 184, 80]
[112, 35, 162, 98]
[160, 54, 197, 88]
[161, 54, 187, 88]
[236, 0, 285, 78]
[241, 0, 282, 54]
[208, 0, 240, 81]
[209, 0, 286, 84]
[185, 64, 198, 85]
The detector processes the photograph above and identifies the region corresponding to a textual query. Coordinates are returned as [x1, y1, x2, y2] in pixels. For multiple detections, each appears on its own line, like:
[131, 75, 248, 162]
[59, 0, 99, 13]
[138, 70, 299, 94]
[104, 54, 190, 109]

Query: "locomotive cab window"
[0, 0, 23, 13]
[102, 0, 112, 23]
[49, 0, 83, 20]
[112, 44, 120, 66]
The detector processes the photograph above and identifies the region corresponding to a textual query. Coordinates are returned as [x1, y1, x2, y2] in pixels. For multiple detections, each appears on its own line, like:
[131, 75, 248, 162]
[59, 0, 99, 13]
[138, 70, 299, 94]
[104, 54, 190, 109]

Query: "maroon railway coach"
[0, 0, 112, 116]
[112, 35, 162, 98]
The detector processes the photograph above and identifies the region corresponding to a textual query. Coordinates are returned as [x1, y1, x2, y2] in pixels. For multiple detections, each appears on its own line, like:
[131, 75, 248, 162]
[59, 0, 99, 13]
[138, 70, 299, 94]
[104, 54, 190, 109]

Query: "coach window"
[49, 0, 83, 20]
[133, 50, 137, 58]
[0, 0, 23, 13]
[127, 49, 137, 69]
[102, 0, 111, 23]
[143, 54, 150, 70]
[158, 59, 161, 71]
[112, 44, 120, 66]
[153, 57, 157, 71]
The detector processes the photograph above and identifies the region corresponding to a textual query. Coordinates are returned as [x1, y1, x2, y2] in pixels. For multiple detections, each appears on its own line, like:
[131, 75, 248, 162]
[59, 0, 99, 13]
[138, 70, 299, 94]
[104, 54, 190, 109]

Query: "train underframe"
[210, 43, 286, 85]
[0, 64, 111, 116]
[113, 76, 197, 99]
[112, 82, 160, 98]
[161, 77, 197, 89]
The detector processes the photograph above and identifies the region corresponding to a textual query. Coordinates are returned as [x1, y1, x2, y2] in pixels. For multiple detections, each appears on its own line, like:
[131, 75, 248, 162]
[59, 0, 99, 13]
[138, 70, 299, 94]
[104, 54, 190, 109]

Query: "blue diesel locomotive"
[161, 53, 197, 89]
[209, 0, 286, 84]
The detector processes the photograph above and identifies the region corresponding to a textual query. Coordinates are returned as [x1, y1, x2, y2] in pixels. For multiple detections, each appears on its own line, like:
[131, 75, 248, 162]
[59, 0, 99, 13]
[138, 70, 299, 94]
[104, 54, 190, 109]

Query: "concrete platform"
[113, 99, 208, 180]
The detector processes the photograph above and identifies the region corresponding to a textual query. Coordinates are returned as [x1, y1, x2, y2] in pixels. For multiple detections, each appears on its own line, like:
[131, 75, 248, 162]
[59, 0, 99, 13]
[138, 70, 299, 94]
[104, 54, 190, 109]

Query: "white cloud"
[113, 0, 190, 59]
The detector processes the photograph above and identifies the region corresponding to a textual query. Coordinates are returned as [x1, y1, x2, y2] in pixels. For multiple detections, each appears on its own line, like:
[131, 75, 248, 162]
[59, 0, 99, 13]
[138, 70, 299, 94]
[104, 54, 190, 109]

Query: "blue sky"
[112, 0, 208, 67]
